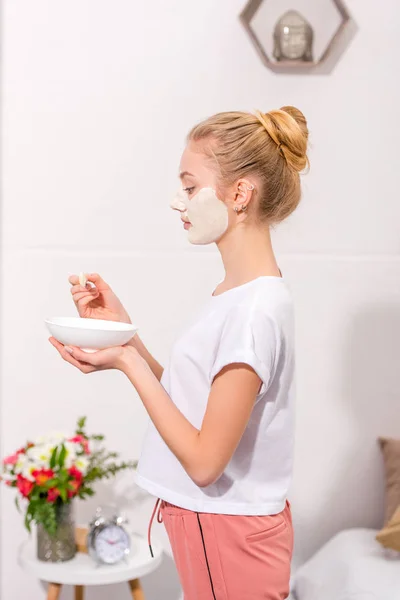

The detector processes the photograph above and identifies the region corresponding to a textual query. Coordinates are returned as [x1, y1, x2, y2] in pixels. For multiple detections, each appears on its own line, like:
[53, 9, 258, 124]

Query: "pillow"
[376, 504, 400, 552]
[293, 529, 400, 600]
[379, 437, 400, 524]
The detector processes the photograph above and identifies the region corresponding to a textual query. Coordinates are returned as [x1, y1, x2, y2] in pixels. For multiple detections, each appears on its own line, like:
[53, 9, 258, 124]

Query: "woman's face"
[170, 142, 230, 245]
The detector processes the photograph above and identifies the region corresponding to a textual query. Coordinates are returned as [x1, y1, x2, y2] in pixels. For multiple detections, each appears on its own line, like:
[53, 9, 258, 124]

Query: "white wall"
[1, 0, 400, 598]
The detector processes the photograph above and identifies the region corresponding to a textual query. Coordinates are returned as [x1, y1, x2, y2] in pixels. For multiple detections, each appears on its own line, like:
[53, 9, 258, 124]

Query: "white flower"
[21, 461, 37, 481]
[34, 435, 47, 445]
[2, 461, 13, 475]
[14, 454, 36, 481]
[64, 442, 77, 469]
[35, 431, 67, 445]
[26, 443, 55, 468]
[14, 453, 28, 475]
[49, 431, 68, 443]
[74, 456, 89, 476]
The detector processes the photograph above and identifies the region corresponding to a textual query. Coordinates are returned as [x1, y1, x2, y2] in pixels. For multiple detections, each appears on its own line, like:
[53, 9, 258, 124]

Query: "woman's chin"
[187, 230, 222, 245]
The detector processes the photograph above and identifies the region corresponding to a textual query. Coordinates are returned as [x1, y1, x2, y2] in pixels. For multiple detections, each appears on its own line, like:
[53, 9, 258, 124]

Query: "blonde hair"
[188, 106, 309, 223]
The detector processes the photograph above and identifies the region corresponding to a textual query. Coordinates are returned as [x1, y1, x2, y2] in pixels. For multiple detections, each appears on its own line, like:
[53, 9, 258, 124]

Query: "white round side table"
[18, 533, 163, 600]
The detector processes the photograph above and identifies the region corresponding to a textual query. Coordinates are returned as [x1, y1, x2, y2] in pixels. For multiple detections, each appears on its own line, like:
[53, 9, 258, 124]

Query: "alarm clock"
[87, 507, 130, 565]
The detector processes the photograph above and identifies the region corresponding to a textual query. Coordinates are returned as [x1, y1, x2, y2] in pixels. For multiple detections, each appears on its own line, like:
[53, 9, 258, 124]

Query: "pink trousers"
[149, 499, 293, 600]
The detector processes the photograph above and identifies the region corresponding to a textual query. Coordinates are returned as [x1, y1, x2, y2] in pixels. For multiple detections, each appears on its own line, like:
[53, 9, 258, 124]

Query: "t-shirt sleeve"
[210, 304, 277, 396]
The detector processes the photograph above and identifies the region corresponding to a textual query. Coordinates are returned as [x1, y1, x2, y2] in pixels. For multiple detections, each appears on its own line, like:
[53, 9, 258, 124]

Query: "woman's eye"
[183, 187, 195, 195]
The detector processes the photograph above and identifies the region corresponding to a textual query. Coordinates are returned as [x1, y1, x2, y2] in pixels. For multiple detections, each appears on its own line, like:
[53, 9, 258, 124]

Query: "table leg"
[128, 579, 145, 600]
[47, 583, 62, 600]
[75, 585, 84, 600]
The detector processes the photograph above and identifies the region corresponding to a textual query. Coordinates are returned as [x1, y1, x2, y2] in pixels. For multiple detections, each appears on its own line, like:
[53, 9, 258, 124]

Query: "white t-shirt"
[135, 276, 295, 516]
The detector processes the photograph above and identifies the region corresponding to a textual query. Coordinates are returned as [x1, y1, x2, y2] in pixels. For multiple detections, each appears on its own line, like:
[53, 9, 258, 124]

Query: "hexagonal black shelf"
[240, 0, 355, 74]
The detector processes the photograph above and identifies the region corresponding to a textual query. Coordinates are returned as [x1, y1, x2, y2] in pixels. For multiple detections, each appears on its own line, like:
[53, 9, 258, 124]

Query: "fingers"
[68, 273, 111, 291]
[70, 284, 98, 295]
[88, 273, 110, 290]
[49, 338, 96, 374]
[49, 337, 64, 351]
[70, 285, 99, 308]
[70, 286, 99, 304]
[64, 346, 103, 366]
[70, 293, 97, 310]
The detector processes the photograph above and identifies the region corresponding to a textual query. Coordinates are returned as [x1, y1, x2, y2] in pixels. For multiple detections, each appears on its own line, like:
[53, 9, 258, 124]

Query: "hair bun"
[259, 106, 309, 172]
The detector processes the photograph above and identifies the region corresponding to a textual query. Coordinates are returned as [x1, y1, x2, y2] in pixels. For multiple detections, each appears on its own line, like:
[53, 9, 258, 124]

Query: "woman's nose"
[170, 190, 187, 212]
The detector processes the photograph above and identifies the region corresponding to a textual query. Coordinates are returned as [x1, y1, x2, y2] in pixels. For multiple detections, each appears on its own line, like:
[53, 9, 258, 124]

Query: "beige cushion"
[376, 504, 400, 551]
[379, 437, 400, 524]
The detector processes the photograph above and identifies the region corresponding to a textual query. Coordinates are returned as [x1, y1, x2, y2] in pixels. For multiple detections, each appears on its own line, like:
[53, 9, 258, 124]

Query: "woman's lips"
[182, 220, 192, 230]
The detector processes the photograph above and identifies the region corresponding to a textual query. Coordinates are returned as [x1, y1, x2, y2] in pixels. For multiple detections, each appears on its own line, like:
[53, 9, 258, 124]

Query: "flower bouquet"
[1, 417, 136, 561]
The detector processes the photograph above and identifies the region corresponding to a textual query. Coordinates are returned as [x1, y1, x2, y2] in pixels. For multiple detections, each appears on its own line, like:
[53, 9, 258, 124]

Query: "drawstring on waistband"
[148, 497, 163, 558]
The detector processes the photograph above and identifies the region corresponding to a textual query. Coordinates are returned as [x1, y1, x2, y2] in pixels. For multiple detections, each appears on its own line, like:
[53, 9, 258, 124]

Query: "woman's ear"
[233, 180, 255, 212]
[237, 180, 255, 199]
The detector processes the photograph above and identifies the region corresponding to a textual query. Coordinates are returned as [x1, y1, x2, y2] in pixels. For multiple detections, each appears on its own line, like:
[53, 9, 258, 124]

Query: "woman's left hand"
[49, 337, 139, 374]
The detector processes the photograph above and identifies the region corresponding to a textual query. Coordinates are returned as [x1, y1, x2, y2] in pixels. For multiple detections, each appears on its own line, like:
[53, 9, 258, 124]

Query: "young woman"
[50, 106, 309, 599]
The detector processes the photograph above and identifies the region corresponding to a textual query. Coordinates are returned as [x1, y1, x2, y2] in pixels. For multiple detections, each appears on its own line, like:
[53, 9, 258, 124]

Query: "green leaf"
[79, 486, 94, 496]
[14, 495, 21, 513]
[77, 416, 86, 430]
[24, 504, 34, 533]
[24, 512, 31, 533]
[32, 501, 57, 537]
[59, 487, 67, 503]
[58, 444, 67, 468]
[76, 416, 87, 436]
[49, 446, 58, 470]
[29, 489, 41, 502]
[42, 478, 58, 490]
[57, 468, 68, 481]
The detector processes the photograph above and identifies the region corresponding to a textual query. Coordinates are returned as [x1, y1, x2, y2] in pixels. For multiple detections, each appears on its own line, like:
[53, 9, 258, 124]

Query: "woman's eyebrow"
[179, 171, 195, 180]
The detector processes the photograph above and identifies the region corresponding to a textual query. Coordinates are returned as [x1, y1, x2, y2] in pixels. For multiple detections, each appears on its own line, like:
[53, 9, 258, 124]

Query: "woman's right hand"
[68, 273, 131, 324]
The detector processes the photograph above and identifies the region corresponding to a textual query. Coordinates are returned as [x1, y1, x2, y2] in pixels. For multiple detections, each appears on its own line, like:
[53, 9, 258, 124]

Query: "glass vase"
[37, 502, 76, 562]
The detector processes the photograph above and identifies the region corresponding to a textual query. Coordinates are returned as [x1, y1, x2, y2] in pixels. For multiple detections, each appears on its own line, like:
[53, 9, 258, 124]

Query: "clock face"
[94, 525, 130, 564]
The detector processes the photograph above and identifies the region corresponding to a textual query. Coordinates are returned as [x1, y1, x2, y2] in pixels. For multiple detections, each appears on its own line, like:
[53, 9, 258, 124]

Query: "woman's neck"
[216, 223, 280, 289]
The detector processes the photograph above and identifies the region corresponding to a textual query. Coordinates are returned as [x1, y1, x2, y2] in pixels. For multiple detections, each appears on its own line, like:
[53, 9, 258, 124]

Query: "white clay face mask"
[170, 187, 229, 245]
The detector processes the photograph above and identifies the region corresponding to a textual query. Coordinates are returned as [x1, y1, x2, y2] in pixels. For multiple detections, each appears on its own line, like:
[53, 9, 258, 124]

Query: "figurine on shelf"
[273, 10, 313, 62]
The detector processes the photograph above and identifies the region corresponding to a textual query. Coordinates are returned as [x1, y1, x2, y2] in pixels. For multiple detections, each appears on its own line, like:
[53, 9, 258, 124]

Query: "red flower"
[32, 469, 55, 486]
[47, 488, 60, 503]
[3, 446, 29, 466]
[3, 453, 19, 466]
[67, 478, 81, 499]
[16, 475, 34, 498]
[68, 466, 83, 482]
[69, 435, 90, 455]
[66, 466, 83, 498]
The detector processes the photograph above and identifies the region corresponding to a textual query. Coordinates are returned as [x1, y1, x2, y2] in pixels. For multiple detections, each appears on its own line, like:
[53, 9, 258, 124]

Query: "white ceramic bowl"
[45, 317, 138, 352]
